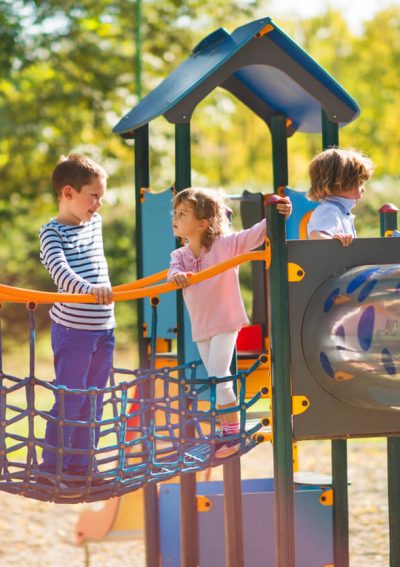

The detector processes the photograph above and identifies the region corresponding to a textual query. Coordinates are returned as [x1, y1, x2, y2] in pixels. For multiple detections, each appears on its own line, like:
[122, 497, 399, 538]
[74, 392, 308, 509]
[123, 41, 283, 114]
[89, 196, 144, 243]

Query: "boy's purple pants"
[40, 322, 115, 473]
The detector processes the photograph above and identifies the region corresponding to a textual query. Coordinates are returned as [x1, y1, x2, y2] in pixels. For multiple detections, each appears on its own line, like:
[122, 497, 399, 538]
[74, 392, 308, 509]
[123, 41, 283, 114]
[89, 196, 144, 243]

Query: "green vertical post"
[321, 111, 339, 149]
[387, 438, 400, 567]
[268, 114, 295, 567]
[322, 109, 349, 567]
[134, 0, 142, 101]
[175, 123, 199, 567]
[223, 354, 245, 567]
[134, 125, 160, 567]
[175, 123, 191, 367]
[380, 204, 400, 567]
[134, 125, 149, 367]
[223, 458, 244, 566]
[330, 439, 349, 567]
[379, 204, 399, 236]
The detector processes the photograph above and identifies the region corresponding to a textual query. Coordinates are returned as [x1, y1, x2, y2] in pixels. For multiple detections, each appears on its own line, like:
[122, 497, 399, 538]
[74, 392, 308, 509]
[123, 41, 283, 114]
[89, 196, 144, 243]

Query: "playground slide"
[76, 389, 143, 545]
[76, 488, 144, 545]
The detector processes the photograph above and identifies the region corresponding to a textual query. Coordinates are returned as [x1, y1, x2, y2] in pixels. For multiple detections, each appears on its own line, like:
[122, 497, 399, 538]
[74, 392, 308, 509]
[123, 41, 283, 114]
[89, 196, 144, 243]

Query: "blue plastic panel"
[142, 188, 176, 339]
[285, 187, 319, 240]
[114, 17, 359, 136]
[159, 478, 333, 566]
[141, 188, 208, 378]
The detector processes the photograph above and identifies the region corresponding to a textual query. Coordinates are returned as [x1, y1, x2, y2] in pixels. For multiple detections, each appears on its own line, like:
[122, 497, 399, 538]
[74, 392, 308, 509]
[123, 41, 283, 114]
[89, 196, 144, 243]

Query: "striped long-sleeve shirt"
[39, 213, 116, 330]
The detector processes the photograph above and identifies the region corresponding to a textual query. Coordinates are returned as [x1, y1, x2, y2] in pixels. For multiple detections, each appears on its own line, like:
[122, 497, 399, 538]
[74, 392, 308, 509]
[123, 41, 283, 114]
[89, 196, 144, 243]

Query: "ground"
[0, 438, 389, 566]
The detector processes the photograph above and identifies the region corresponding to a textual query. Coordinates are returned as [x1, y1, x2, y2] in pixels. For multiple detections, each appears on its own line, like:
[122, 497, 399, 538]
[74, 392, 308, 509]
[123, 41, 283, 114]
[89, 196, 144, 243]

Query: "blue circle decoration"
[324, 288, 340, 313]
[358, 280, 377, 303]
[346, 268, 379, 294]
[358, 306, 375, 351]
[396, 282, 400, 295]
[320, 351, 334, 378]
[382, 348, 396, 376]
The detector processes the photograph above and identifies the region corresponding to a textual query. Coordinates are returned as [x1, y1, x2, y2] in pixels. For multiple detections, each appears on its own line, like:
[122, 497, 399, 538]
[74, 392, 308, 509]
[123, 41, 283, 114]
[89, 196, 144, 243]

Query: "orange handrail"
[112, 269, 168, 291]
[0, 248, 269, 305]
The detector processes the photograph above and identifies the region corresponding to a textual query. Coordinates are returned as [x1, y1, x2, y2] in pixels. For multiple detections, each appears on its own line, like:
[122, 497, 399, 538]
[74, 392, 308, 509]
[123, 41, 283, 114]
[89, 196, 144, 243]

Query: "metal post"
[135, 125, 150, 368]
[222, 353, 244, 567]
[135, 125, 160, 567]
[134, 0, 142, 101]
[175, 123, 191, 367]
[331, 439, 349, 567]
[380, 203, 400, 567]
[322, 109, 349, 567]
[268, 114, 295, 567]
[387, 437, 400, 567]
[379, 204, 399, 237]
[223, 458, 244, 566]
[175, 123, 199, 567]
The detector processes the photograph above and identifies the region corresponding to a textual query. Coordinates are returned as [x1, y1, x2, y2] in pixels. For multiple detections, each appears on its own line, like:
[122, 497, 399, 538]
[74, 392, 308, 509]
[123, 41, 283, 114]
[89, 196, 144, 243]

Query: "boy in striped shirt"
[39, 154, 115, 486]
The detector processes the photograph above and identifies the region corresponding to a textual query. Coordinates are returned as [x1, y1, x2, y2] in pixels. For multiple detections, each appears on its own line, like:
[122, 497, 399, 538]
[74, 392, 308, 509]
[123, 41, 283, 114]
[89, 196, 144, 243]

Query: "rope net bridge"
[0, 250, 271, 504]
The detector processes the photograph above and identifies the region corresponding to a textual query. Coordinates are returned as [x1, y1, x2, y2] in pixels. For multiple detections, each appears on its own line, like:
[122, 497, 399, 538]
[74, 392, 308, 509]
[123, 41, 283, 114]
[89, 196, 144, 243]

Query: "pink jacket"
[168, 219, 266, 342]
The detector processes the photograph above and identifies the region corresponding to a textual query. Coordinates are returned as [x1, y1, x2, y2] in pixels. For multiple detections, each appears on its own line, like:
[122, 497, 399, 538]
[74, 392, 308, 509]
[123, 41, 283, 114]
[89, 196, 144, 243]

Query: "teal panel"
[285, 187, 318, 240]
[142, 188, 176, 339]
[159, 478, 333, 566]
[183, 300, 208, 380]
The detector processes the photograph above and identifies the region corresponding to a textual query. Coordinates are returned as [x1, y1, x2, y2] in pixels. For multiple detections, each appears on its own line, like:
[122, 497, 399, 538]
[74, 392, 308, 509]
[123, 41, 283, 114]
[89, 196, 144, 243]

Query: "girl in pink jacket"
[168, 187, 291, 458]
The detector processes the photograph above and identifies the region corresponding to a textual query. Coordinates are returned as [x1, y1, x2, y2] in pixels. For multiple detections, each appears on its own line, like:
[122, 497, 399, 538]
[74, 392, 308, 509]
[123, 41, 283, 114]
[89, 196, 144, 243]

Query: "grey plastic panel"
[289, 237, 400, 440]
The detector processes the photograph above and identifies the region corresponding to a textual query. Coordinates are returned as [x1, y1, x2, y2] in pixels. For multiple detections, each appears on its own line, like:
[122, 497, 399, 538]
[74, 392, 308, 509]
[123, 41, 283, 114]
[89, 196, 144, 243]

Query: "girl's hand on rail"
[170, 272, 193, 288]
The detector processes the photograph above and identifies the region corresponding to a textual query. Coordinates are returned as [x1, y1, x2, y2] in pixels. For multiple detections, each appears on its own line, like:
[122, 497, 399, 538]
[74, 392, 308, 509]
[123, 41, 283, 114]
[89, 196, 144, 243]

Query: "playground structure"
[77, 16, 400, 566]
[1, 15, 400, 567]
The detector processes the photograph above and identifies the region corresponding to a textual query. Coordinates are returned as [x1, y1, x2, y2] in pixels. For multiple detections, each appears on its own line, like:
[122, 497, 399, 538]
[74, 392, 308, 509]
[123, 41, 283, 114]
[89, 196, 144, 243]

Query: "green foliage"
[0, 2, 22, 76]
[1, 2, 400, 351]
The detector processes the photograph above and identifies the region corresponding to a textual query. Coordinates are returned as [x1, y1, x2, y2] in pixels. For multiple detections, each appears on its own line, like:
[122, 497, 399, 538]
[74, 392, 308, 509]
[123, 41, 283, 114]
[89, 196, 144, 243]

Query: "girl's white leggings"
[196, 331, 238, 406]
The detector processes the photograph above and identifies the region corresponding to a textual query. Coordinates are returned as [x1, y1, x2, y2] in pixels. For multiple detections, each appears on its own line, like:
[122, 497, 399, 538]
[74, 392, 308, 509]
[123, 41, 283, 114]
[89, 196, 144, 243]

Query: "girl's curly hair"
[308, 147, 375, 202]
[172, 187, 231, 248]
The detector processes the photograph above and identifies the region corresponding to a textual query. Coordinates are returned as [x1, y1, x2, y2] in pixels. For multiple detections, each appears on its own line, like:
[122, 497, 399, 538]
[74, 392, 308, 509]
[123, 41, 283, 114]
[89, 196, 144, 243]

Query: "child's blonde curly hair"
[172, 187, 231, 249]
[308, 147, 375, 202]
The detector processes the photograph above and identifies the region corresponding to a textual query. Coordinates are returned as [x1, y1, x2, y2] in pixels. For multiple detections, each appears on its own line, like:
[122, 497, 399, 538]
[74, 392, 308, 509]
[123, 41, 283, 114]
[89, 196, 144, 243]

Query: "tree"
[0, 0, 261, 340]
[0, 0, 261, 199]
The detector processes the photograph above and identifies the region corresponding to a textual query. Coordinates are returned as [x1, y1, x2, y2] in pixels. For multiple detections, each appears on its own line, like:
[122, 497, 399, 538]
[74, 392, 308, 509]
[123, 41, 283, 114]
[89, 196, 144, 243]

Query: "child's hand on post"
[91, 284, 113, 305]
[333, 233, 353, 247]
[171, 272, 193, 288]
[276, 196, 292, 218]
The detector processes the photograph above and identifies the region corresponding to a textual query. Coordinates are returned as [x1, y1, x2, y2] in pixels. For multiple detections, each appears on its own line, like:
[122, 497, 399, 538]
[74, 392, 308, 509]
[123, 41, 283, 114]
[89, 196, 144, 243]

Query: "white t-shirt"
[307, 196, 356, 238]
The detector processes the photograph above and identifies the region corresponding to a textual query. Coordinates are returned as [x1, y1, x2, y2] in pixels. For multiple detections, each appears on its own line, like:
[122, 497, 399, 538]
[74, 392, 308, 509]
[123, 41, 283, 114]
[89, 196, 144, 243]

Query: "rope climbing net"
[0, 250, 270, 504]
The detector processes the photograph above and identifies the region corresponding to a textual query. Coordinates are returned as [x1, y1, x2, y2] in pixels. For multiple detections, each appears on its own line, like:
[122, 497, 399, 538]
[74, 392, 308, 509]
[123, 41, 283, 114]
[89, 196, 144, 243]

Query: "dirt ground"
[0, 438, 390, 567]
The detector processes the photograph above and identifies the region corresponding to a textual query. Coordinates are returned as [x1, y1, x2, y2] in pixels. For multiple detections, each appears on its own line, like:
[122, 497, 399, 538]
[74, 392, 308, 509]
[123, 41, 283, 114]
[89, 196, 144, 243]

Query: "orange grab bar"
[0, 249, 269, 305]
[112, 269, 168, 291]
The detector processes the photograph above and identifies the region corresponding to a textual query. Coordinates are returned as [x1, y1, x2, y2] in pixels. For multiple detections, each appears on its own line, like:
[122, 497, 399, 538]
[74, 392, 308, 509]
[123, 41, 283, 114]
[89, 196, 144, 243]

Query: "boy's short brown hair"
[308, 147, 375, 202]
[52, 153, 108, 199]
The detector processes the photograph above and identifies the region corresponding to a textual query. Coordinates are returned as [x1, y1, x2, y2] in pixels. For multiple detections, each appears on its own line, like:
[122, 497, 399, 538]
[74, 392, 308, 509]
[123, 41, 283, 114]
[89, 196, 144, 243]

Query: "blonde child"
[307, 147, 375, 246]
[168, 187, 291, 458]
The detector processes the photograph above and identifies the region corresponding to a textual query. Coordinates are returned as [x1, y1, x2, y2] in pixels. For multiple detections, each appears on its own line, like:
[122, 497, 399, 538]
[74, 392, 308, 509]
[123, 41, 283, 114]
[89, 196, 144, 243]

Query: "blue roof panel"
[114, 17, 359, 136]
[114, 18, 270, 135]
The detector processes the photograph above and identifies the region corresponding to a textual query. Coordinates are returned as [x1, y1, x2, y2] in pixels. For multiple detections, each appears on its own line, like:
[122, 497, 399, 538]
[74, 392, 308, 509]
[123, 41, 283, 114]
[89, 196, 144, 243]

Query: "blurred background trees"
[1, 0, 399, 347]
